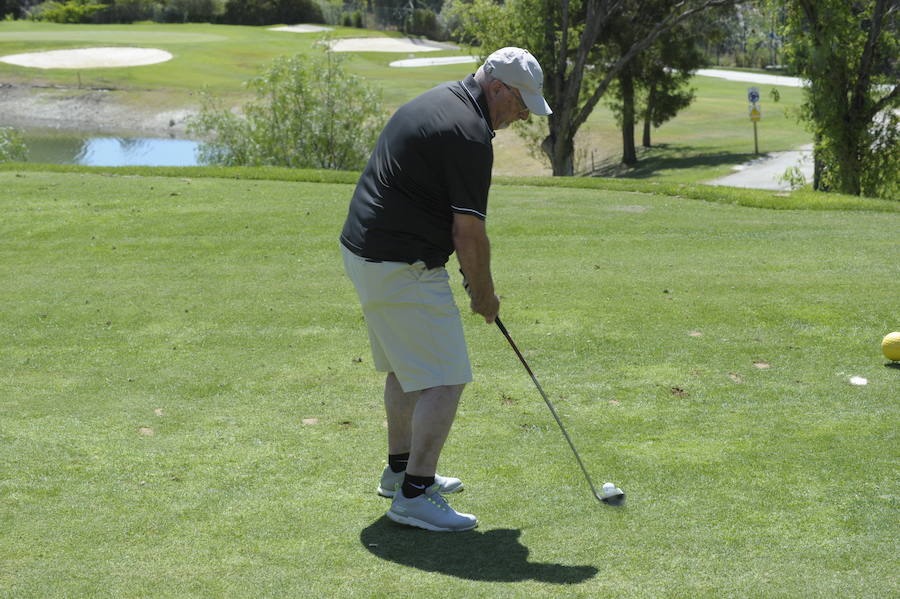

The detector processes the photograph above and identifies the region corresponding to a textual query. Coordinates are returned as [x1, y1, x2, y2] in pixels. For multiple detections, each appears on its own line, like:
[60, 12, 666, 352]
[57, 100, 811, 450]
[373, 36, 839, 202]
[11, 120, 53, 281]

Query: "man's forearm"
[455, 231, 493, 302]
[453, 214, 499, 322]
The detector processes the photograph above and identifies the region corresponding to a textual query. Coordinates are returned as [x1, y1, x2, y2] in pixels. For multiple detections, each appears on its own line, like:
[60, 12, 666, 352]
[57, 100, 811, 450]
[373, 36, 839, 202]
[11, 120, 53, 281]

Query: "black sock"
[402, 474, 435, 498]
[388, 453, 410, 473]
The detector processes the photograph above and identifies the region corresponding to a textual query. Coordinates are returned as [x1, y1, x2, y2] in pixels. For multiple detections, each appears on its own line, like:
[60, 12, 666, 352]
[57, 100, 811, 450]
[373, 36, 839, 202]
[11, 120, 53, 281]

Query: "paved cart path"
[696, 69, 810, 190]
[707, 144, 814, 191]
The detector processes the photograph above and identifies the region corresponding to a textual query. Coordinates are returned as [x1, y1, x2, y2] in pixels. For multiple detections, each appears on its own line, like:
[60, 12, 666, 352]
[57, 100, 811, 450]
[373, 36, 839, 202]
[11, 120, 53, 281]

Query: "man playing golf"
[341, 48, 552, 532]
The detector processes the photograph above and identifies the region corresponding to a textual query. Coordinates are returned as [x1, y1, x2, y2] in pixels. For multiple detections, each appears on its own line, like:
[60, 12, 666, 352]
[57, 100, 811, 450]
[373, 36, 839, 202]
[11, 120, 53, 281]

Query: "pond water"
[22, 133, 202, 167]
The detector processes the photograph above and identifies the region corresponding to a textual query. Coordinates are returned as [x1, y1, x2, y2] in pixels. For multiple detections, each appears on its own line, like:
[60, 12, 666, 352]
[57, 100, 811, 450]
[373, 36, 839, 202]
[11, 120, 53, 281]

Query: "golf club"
[460, 272, 625, 506]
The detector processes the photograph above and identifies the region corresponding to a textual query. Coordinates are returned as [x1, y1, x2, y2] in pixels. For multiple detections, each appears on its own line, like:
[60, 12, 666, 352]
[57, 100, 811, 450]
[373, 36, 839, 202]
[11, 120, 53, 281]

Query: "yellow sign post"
[749, 104, 762, 154]
[747, 88, 762, 154]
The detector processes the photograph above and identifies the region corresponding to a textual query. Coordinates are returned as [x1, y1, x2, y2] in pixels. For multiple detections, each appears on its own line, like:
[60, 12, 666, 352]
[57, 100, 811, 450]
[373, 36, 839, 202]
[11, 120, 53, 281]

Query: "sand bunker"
[269, 24, 333, 33]
[328, 37, 456, 53]
[390, 56, 478, 67]
[0, 47, 173, 69]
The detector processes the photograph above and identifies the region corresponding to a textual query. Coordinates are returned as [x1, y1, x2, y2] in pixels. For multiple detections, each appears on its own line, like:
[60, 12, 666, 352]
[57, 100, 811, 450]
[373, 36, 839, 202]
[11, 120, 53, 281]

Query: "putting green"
[0, 31, 225, 44]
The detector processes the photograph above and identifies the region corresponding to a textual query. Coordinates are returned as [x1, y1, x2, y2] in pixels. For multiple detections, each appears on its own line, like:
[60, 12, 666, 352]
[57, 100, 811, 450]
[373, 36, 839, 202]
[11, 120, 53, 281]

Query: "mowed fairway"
[0, 21, 473, 103]
[1, 169, 897, 597]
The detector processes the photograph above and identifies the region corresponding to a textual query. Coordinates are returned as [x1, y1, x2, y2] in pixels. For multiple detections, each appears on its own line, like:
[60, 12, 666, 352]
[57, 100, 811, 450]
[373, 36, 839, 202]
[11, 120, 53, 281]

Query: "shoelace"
[424, 486, 450, 512]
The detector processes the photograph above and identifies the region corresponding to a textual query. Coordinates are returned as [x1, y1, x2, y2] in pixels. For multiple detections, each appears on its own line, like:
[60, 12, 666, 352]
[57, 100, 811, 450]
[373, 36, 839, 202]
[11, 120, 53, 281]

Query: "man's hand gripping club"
[453, 213, 500, 324]
[459, 268, 499, 324]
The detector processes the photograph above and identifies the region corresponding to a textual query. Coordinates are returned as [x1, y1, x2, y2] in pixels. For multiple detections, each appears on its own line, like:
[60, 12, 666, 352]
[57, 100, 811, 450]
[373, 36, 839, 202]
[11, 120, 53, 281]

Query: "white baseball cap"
[482, 47, 552, 116]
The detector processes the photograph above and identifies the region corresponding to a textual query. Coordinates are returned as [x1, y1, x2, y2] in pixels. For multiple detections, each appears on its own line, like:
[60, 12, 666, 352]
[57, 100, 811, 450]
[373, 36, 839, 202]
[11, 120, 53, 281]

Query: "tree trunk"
[835, 113, 864, 196]
[836, 142, 863, 196]
[543, 131, 575, 176]
[812, 133, 824, 191]
[621, 70, 637, 165]
[642, 83, 656, 147]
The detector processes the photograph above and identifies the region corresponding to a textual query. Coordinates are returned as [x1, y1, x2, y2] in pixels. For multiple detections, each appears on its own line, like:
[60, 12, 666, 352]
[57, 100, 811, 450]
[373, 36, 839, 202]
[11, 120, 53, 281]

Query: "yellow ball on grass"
[882, 332, 900, 361]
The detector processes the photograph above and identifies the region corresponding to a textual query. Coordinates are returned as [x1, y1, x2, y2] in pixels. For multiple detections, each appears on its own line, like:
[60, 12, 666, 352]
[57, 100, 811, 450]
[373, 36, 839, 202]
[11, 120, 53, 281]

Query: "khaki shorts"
[342, 244, 472, 393]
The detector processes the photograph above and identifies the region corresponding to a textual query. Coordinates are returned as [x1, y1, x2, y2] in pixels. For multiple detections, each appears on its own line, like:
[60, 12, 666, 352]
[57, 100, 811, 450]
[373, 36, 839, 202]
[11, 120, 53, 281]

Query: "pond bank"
[0, 83, 196, 138]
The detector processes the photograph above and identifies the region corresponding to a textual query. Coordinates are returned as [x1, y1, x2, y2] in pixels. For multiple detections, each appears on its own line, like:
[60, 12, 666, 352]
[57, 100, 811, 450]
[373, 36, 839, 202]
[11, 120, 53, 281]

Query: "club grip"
[458, 268, 472, 297]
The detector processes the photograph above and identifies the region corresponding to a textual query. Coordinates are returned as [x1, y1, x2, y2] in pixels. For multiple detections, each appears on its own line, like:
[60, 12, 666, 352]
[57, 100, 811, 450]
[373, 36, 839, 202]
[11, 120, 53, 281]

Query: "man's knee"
[421, 383, 465, 403]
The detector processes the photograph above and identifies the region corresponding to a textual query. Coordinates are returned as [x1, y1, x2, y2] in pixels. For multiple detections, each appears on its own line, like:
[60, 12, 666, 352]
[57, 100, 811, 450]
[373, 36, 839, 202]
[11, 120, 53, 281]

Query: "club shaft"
[494, 317, 602, 500]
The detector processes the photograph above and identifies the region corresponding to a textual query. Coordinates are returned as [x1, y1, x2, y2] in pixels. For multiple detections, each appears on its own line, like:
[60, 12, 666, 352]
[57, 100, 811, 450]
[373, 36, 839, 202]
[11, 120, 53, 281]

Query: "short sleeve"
[444, 139, 493, 220]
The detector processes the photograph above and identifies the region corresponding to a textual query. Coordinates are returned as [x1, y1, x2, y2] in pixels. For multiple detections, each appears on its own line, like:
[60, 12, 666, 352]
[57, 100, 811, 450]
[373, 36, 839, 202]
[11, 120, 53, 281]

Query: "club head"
[598, 486, 626, 506]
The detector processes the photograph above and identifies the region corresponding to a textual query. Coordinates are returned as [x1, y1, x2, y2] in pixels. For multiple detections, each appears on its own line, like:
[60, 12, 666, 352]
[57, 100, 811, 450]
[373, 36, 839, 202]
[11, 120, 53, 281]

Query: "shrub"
[188, 50, 386, 171]
[29, 0, 104, 22]
[92, 0, 158, 24]
[340, 9, 364, 28]
[438, 0, 465, 42]
[317, 0, 341, 25]
[405, 8, 441, 39]
[158, 0, 220, 22]
[221, 0, 321, 25]
[221, 0, 263, 24]
[277, 0, 321, 24]
[0, 127, 27, 163]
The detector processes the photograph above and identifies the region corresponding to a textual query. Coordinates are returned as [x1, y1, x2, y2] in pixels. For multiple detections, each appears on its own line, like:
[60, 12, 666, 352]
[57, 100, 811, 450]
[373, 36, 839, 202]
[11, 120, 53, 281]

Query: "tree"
[0, 128, 27, 163]
[725, 3, 773, 68]
[639, 37, 700, 149]
[188, 51, 386, 171]
[0, 0, 21, 18]
[450, 0, 735, 176]
[784, 0, 899, 198]
[603, 2, 707, 164]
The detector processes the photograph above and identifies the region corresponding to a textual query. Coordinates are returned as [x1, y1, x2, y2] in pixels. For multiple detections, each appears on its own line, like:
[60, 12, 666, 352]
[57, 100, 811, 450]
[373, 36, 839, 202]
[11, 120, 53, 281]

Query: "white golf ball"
[602, 482, 616, 494]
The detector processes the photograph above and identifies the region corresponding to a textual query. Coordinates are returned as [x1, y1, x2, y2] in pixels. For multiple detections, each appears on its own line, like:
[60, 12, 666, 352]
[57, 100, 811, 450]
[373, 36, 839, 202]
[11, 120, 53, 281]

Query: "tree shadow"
[360, 516, 597, 584]
[588, 144, 757, 180]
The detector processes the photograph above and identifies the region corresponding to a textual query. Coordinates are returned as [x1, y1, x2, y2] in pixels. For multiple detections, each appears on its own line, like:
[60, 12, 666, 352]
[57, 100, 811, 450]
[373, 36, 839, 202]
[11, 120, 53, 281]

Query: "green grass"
[4, 162, 896, 212]
[0, 21, 813, 180]
[0, 21, 474, 103]
[1, 167, 897, 597]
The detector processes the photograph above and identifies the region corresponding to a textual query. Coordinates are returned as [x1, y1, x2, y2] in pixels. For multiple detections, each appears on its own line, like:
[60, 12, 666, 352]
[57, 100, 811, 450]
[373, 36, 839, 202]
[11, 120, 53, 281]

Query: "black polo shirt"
[340, 75, 494, 269]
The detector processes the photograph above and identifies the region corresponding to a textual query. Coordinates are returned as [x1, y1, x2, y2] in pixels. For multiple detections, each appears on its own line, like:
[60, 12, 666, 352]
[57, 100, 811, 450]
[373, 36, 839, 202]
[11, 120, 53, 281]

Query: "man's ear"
[487, 79, 504, 99]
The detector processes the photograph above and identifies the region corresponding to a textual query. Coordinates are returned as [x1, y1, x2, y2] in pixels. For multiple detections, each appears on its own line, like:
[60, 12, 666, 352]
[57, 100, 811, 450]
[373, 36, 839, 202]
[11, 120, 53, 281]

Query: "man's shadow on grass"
[360, 516, 597, 583]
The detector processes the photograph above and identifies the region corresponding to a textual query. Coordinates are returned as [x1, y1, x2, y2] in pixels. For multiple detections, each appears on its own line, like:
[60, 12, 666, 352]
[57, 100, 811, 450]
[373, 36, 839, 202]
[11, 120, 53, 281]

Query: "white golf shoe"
[386, 483, 478, 532]
[376, 466, 463, 498]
